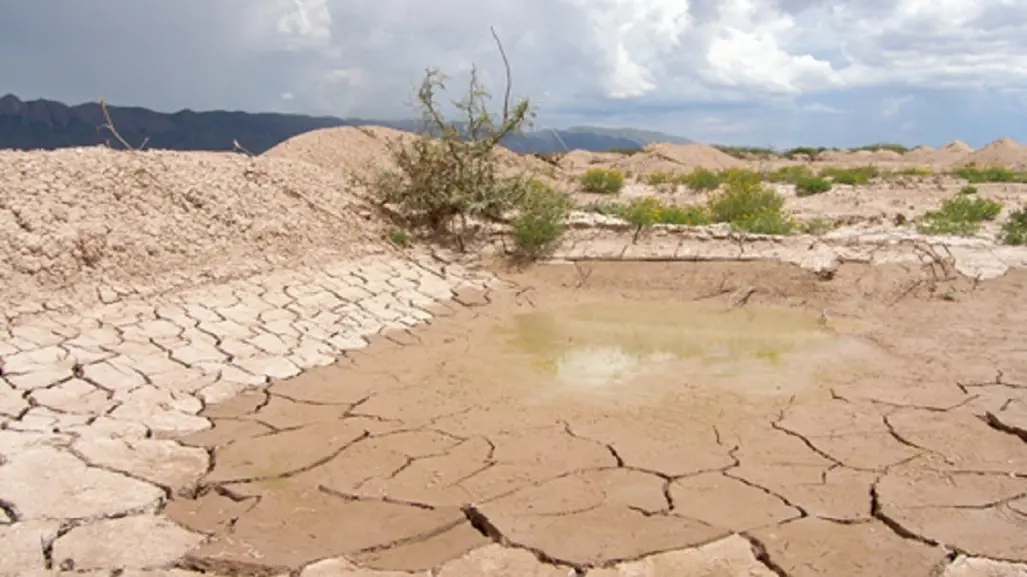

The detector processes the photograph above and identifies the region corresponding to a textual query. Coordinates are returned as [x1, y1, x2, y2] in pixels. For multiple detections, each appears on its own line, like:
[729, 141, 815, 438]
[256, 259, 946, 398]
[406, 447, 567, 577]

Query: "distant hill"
[0, 94, 692, 155]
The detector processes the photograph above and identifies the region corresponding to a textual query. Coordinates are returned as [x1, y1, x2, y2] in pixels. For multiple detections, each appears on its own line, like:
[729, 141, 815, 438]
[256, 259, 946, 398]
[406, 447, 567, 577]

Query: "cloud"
[881, 94, 914, 117]
[2, 0, 1027, 147]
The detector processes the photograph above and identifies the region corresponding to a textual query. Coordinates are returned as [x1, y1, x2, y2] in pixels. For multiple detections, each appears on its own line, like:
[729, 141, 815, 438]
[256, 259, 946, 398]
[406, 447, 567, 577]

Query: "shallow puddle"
[497, 300, 872, 402]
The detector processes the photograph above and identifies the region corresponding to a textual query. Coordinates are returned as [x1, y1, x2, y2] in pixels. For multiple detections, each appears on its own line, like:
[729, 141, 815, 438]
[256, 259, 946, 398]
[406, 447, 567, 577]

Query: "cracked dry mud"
[3, 254, 1027, 577]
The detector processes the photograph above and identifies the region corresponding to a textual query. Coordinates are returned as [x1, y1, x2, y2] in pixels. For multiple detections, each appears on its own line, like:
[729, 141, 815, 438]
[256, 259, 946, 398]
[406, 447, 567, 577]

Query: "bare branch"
[97, 97, 147, 151]
[233, 138, 255, 157]
[490, 26, 512, 123]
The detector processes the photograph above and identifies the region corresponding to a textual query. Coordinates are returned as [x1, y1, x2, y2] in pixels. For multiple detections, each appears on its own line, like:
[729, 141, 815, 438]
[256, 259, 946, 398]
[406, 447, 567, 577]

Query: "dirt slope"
[0, 147, 386, 308]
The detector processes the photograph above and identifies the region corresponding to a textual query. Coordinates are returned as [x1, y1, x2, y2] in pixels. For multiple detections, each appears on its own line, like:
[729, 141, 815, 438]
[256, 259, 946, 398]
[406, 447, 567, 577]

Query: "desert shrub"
[511, 181, 573, 257]
[707, 173, 792, 234]
[952, 164, 1024, 183]
[680, 167, 722, 191]
[361, 30, 535, 251]
[621, 197, 661, 228]
[917, 194, 1003, 236]
[797, 217, 835, 235]
[581, 168, 625, 194]
[959, 185, 979, 195]
[642, 171, 688, 187]
[819, 165, 878, 185]
[794, 176, 832, 197]
[782, 146, 828, 160]
[388, 228, 412, 247]
[887, 166, 934, 177]
[714, 145, 778, 159]
[852, 143, 909, 154]
[766, 165, 814, 184]
[580, 202, 623, 217]
[657, 204, 712, 226]
[1000, 205, 1027, 245]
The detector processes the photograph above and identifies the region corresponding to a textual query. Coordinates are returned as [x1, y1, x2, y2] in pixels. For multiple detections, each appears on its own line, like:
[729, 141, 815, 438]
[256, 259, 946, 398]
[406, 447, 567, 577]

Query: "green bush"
[707, 173, 792, 234]
[511, 181, 573, 257]
[642, 171, 675, 186]
[917, 194, 1003, 237]
[794, 176, 832, 197]
[657, 204, 712, 226]
[958, 185, 979, 195]
[388, 228, 412, 247]
[782, 146, 828, 160]
[680, 168, 722, 191]
[362, 48, 533, 250]
[952, 165, 1024, 183]
[797, 217, 835, 235]
[1000, 205, 1027, 245]
[819, 165, 878, 185]
[851, 143, 908, 154]
[766, 165, 814, 184]
[620, 197, 662, 232]
[581, 168, 626, 194]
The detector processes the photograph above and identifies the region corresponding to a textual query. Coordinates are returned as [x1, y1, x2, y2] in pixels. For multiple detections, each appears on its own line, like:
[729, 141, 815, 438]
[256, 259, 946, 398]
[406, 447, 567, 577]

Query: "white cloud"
[882, 94, 914, 116]
[2, 0, 1027, 145]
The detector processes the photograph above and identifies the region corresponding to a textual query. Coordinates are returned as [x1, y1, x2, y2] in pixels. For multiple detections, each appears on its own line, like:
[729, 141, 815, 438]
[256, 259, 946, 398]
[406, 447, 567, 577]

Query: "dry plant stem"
[490, 25, 512, 130]
[98, 97, 149, 151]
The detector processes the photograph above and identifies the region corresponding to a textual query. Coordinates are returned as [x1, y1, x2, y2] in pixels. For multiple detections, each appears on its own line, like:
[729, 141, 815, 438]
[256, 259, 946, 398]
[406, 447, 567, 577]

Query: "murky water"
[497, 300, 872, 401]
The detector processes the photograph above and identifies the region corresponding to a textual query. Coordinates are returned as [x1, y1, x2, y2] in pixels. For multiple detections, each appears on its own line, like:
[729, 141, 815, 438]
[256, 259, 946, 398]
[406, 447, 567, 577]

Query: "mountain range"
[0, 94, 693, 155]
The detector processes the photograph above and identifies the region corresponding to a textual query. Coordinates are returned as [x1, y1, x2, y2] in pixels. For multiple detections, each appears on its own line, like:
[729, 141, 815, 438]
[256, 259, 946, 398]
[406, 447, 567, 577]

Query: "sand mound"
[960, 137, 1027, 168]
[0, 147, 385, 308]
[557, 150, 624, 173]
[943, 140, 974, 154]
[263, 125, 412, 181]
[266, 125, 562, 184]
[614, 142, 746, 174]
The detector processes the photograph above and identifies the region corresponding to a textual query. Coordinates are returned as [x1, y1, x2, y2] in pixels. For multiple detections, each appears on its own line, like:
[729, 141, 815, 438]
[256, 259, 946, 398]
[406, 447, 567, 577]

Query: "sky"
[3, 0, 1027, 149]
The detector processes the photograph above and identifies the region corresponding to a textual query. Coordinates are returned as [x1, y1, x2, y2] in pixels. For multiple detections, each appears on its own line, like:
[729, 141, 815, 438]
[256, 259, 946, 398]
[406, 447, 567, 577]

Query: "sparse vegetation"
[959, 185, 979, 195]
[851, 143, 909, 154]
[951, 164, 1027, 183]
[580, 168, 626, 194]
[766, 165, 814, 184]
[714, 145, 778, 159]
[917, 194, 1004, 237]
[360, 27, 569, 259]
[796, 217, 835, 235]
[511, 180, 573, 257]
[1000, 205, 1027, 245]
[680, 168, 722, 191]
[606, 147, 645, 155]
[819, 165, 878, 185]
[794, 176, 832, 197]
[620, 197, 664, 241]
[707, 171, 793, 234]
[388, 228, 412, 247]
[782, 146, 830, 160]
[886, 166, 933, 178]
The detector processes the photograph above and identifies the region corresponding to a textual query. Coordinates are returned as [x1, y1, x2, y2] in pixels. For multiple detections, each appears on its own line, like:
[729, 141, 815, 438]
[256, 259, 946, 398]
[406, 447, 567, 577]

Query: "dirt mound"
[0, 147, 385, 307]
[904, 145, 936, 162]
[614, 142, 746, 174]
[266, 125, 562, 184]
[943, 140, 974, 154]
[263, 125, 412, 181]
[960, 137, 1027, 169]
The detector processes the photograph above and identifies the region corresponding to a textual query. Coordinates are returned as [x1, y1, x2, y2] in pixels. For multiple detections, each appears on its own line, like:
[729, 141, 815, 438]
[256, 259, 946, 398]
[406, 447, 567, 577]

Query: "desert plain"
[1, 127, 1027, 577]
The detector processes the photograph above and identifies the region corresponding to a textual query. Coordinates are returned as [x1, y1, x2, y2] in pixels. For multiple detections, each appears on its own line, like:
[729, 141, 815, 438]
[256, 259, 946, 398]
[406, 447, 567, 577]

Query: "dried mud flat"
[1, 130, 1027, 577]
[159, 261, 1027, 577]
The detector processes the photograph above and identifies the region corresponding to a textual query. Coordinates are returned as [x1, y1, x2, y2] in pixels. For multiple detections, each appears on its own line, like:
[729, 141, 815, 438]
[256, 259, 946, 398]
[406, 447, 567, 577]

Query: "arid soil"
[2, 128, 1027, 577]
[172, 261, 1027, 576]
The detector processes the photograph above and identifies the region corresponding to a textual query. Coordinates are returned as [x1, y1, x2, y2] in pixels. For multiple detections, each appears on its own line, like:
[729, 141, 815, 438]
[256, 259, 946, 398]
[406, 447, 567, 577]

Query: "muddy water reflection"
[500, 301, 872, 400]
